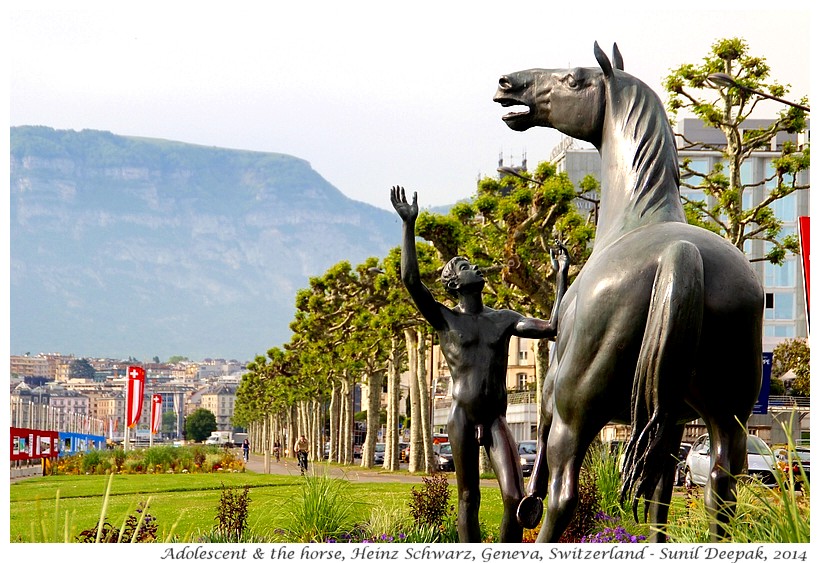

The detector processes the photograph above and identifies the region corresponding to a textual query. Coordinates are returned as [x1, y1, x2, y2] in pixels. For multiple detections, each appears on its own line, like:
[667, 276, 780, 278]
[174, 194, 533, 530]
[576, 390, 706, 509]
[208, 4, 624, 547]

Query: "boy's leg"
[448, 408, 481, 542]
[488, 416, 525, 542]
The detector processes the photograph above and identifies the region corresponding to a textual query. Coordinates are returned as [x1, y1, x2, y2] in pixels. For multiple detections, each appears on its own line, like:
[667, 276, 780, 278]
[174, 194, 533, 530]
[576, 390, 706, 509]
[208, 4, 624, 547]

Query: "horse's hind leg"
[703, 421, 747, 541]
[647, 423, 685, 542]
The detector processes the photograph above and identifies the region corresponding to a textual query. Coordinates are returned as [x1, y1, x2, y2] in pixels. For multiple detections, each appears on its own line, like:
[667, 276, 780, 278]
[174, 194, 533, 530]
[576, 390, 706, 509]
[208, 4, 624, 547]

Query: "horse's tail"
[620, 240, 704, 520]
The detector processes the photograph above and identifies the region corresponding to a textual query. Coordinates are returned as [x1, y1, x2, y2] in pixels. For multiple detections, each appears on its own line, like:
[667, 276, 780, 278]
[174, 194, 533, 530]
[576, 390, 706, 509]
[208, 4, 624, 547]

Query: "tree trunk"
[417, 330, 435, 473]
[287, 405, 297, 458]
[536, 339, 551, 426]
[406, 329, 422, 472]
[329, 381, 340, 462]
[361, 369, 384, 468]
[312, 399, 321, 462]
[385, 336, 402, 471]
[341, 377, 353, 465]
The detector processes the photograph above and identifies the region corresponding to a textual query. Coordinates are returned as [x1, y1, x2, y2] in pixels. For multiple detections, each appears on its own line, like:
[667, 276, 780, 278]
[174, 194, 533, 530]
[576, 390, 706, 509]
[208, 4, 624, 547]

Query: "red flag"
[126, 365, 146, 427]
[799, 216, 809, 330]
[150, 394, 163, 434]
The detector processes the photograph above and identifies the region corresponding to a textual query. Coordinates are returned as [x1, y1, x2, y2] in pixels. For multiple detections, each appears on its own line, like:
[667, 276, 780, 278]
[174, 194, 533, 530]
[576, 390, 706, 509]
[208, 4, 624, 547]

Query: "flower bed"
[52, 445, 245, 475]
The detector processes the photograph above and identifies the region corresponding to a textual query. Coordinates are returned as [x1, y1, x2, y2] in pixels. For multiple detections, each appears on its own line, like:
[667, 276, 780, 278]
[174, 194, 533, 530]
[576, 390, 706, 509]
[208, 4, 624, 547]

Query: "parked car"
[399, 442, 409, 463]
[433, 442, 454, 471]
[774, 446, 810, 489]
[674, 443, 692, 486]
[323, 443, 330, 460]
[684, 433, 778, 488]
[518, 440, 537, 477]
[373, 442, 386, 465]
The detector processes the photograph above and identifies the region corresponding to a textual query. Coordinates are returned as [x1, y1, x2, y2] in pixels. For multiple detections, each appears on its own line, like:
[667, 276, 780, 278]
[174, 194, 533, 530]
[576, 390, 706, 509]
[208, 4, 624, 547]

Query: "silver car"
[684, 433, 778, 488]
[518, 440, 537, 477]
[373, 442, 385, 464]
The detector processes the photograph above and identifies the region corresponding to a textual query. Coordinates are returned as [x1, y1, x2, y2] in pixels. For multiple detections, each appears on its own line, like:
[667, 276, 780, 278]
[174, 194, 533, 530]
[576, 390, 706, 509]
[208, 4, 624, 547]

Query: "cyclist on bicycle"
[294, 435, 309, 475]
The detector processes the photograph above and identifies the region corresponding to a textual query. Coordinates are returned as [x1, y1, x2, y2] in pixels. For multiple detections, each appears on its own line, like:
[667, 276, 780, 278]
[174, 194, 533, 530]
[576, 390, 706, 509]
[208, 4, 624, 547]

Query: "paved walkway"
[244, 452, 498, 486]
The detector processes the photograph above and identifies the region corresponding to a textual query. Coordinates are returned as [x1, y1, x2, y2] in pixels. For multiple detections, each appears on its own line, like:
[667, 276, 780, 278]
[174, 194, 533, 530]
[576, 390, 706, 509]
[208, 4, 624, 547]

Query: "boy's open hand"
[390, 186, 418, 222]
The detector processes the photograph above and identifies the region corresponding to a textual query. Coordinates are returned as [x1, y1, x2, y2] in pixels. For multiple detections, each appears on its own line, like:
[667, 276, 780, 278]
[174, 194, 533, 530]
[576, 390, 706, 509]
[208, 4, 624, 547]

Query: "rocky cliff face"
[10, 126, 399, 361]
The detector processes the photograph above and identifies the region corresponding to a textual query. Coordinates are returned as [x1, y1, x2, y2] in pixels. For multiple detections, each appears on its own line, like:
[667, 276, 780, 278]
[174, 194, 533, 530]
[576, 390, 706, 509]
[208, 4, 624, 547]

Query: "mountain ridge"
[10, 126, 401, 361]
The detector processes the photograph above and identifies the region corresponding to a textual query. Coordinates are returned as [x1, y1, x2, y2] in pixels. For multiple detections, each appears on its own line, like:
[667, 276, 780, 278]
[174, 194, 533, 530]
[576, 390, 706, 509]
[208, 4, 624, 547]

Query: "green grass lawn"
[9, 471, 506, 543]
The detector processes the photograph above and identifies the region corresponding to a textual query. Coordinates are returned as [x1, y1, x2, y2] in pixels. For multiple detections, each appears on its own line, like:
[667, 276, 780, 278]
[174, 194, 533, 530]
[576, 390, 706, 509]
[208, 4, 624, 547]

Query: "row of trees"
[232, 38, 809, 471]
[232, 158, 595, 471]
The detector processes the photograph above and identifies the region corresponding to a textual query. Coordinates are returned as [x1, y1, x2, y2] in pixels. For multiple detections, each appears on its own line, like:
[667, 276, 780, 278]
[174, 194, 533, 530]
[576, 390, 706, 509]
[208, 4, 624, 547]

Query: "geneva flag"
[126, 365, 146, 427]
[151, 394, 163, 434]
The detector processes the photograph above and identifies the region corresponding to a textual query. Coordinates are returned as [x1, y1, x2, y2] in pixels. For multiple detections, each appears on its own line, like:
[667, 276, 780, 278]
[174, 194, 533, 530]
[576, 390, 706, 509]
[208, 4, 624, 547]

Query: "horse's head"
[493, 42, 623, 146]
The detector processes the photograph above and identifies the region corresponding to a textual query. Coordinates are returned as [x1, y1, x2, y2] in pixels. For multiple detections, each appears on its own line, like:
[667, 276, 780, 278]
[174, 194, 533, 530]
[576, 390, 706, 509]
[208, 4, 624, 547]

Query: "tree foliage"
[416, 161, 594, 318]
[663, 37, 809, 264]
[185, 408, 217, 442]
[771, 338, 810, 397]
[161, 410, 177, 435]
[69, 358, 96, 379]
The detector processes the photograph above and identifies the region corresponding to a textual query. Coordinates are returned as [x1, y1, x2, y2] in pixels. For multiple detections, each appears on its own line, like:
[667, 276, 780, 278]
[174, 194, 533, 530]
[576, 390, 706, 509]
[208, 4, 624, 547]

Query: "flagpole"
[149, 382, 154, 449]
[124, 367, 130, 452]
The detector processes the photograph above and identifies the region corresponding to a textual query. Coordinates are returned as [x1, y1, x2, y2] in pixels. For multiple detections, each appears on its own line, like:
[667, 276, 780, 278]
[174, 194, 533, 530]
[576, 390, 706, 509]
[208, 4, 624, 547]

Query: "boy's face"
[453, 259, 484, 293]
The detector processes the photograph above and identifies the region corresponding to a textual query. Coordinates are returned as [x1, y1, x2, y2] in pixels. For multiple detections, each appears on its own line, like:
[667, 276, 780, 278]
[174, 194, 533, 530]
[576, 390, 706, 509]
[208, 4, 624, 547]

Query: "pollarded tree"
[381, 243, 446, 473]
[234, 347, 296, 456]
[288, 258, 393, 467]
[415, 161, 595, 421]
[663, 37, 810, 264]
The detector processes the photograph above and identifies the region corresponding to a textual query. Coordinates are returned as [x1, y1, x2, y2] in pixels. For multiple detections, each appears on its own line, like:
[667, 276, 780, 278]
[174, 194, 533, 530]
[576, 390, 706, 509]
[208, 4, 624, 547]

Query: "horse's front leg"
[535, 414, 590, 542]
[516, 361, 556, 528]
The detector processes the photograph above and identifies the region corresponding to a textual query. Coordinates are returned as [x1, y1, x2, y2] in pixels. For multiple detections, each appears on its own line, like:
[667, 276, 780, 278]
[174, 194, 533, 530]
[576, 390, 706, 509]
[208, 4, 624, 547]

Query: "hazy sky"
[9, 2, 813, 210]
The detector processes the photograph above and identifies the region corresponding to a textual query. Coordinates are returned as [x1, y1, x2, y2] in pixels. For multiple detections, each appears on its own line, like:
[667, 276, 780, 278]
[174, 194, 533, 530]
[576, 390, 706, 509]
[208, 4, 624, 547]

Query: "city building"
[199, 383, 238, 431]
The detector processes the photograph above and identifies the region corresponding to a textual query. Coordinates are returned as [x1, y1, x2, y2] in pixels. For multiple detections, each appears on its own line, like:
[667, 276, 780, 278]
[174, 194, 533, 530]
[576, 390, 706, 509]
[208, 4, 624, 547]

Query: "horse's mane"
[609, 71, 687, 514]
[608, 72, 681, 216]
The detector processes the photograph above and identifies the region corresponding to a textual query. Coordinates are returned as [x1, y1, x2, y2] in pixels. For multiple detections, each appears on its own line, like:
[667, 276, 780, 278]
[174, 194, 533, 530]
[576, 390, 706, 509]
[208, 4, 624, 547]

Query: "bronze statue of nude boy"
[390, 186, 569, 542]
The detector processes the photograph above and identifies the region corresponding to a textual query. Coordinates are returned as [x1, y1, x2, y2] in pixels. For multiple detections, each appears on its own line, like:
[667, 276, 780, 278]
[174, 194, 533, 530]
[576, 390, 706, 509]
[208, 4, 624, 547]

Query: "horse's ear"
[594, 41, 613, 78]
[612, 43, 624, 71]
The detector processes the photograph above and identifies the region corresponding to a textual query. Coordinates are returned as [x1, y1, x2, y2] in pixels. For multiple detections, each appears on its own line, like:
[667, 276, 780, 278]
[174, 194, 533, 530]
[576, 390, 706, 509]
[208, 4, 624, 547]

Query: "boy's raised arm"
[513, 244, 570, 338]
[390, 186, 446, 330]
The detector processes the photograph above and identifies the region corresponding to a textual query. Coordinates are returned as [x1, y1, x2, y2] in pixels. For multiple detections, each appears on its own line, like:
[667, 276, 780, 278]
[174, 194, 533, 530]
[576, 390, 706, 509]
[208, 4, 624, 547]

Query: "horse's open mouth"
[495, 98, 533, 130]
[501, 106, 530, 122]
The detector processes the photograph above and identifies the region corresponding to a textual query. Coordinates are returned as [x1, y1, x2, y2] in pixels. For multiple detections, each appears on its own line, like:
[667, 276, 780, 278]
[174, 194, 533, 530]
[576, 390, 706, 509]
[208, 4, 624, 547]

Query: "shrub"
[214, 484, 251, 542]
[111, 448, 126, 471]
[408, 473, 453, 529]
[143, 446, 176, 472]
[559, 467, 601, 542]
[193, 446, 207, 468]
[81, 450, 108, 474]
[76, 501, 158, 543]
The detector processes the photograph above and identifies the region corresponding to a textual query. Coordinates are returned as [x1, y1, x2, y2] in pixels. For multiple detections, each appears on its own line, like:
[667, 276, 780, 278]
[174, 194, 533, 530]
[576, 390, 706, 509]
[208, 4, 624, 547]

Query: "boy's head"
[441, 256, 484, 297]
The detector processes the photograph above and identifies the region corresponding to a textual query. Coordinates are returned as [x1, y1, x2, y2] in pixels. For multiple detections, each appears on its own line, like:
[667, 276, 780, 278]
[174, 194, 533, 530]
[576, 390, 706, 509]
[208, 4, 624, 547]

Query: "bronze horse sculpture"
[493, 42, 763, 542]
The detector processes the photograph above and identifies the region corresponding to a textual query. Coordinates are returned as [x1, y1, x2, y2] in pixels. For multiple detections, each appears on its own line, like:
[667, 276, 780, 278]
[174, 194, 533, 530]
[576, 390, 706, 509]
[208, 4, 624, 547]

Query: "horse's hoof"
[516, 495, 543, 528]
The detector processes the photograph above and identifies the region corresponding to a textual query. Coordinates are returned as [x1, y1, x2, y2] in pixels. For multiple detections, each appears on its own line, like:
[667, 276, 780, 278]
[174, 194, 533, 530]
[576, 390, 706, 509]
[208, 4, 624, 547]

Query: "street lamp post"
[706, 73, 810, 112]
